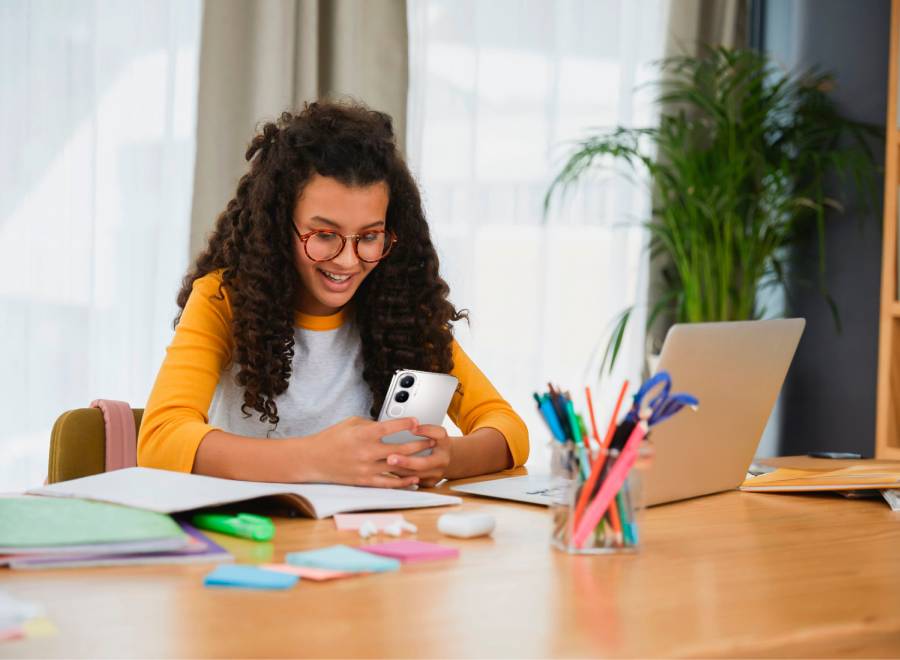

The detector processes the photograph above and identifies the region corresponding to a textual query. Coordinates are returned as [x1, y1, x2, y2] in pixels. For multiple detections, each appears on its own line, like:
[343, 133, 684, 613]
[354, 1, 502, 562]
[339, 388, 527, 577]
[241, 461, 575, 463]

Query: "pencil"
[584, 386, 601, 451]
[601, 380, 630, 448]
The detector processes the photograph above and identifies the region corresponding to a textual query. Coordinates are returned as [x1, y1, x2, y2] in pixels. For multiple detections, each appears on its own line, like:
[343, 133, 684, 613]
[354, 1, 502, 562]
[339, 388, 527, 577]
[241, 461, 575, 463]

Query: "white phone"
[377, 369, 459, 457]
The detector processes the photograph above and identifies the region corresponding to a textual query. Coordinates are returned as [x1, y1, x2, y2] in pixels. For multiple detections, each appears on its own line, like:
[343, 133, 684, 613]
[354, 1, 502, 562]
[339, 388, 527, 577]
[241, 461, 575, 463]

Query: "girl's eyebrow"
[310, 215, 385, 230]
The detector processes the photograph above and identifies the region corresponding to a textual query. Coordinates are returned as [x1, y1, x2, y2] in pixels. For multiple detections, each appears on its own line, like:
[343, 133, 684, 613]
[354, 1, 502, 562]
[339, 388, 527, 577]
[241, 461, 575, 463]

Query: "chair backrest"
[47, 408, 144, 484]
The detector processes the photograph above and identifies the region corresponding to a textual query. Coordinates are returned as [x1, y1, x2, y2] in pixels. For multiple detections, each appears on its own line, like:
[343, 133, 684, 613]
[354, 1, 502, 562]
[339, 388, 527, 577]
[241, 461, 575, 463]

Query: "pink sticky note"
[333, 513, 405, 531]
[361, 540, 459, 563]
[260, 563, 354, 581]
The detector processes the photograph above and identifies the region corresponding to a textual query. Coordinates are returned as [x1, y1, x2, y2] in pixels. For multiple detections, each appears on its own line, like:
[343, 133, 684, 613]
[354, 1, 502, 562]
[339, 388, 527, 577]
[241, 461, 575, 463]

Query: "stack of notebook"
[739, 464, 900, 492]
[0, 496, 231, 570]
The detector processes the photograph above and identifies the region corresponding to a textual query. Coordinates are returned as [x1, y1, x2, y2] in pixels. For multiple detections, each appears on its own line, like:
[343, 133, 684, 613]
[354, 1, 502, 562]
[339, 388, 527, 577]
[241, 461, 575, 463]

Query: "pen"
[537, 395, 567, 442]
[547, 385, 572, 439]
[564, 398, 591, 480]
[575, 414, 589, 445]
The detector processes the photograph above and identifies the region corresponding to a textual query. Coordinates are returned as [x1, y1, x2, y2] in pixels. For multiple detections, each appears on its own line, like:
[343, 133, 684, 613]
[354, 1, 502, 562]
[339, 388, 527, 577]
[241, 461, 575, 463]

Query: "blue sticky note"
[286, 544, 400, 573]
[204, 564, 298, 590]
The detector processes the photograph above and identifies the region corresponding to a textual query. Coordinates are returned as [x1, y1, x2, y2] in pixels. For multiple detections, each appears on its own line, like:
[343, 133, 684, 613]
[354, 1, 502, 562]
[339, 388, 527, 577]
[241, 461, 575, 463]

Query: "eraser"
[437, 512, 495, 539]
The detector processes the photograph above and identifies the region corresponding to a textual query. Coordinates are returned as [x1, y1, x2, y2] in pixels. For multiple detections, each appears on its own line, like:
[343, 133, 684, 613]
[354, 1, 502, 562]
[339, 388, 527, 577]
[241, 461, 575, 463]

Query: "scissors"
[625, 371, 698, 427]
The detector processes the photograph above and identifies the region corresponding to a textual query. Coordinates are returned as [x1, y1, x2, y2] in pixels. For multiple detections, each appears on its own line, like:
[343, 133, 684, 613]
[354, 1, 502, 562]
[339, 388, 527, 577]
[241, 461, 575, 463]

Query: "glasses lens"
[356, 231, 391, 262]
[306, 232, 343, 261]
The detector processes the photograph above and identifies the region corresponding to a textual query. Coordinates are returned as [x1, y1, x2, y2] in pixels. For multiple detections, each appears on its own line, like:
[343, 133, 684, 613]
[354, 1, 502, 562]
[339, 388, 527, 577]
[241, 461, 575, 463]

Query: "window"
[407, 0, 669, 464]
[0, 0, 202, 489]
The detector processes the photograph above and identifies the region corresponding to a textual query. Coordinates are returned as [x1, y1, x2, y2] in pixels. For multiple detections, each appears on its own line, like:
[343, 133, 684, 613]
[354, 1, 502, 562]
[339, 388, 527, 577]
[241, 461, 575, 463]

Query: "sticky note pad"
[260, 563, 352, 582]
[286, 544, 400, 573]
[361, 540, 459, 563]
[333, 513, 405, 531]
[203, 564, 298, 590]
[22, 617, 58, 639]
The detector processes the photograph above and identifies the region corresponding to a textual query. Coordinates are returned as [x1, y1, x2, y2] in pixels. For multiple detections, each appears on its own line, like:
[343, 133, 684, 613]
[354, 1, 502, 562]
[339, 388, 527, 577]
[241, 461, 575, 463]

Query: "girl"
[137, 101, 528, 488]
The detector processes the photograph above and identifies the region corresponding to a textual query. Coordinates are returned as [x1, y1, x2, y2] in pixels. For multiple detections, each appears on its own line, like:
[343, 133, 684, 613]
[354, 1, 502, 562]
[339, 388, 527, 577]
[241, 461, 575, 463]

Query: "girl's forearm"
[446, 427, 513, 480]
[193, 429, 314, 482]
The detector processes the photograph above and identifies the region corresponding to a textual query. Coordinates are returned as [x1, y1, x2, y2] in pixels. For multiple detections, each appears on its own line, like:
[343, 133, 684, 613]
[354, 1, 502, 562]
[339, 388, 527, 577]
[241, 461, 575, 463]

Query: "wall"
[761, 0, 888, 456]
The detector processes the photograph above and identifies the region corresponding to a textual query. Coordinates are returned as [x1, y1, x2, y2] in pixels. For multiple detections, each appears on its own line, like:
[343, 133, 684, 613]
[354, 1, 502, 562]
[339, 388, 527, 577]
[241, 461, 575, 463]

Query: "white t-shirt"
[208, 318, 373, 438]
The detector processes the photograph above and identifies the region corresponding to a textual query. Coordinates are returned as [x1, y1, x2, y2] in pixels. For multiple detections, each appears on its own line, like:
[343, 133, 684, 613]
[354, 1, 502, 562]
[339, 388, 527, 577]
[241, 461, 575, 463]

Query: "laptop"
[451, 319, 805, 507]
[642, 318, 804, 505]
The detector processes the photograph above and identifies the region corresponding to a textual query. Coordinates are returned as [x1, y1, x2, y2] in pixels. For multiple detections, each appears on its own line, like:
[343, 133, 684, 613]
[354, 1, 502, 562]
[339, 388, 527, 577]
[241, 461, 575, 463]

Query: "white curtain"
[0, 0, 202, 490]
[407, 0, 670, 467]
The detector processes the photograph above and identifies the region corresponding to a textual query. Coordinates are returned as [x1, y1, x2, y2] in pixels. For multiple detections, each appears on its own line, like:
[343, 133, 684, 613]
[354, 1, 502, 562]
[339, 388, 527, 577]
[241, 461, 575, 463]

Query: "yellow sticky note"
[23, 617, 57, 639]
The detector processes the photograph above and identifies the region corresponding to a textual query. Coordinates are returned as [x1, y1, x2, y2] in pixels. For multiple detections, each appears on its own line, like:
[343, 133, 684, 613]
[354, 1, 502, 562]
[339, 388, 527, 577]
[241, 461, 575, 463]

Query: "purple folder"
[8, 522, 233, 570]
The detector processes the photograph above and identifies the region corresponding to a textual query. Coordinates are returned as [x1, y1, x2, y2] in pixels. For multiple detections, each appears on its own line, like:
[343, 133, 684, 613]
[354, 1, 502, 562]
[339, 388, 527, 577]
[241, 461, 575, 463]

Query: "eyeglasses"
[292, 225, 398, 263]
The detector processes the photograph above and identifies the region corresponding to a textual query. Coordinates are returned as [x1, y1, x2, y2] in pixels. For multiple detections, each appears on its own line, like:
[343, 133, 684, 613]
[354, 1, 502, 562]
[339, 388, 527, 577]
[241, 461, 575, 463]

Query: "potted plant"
[545, 47, 881, 372]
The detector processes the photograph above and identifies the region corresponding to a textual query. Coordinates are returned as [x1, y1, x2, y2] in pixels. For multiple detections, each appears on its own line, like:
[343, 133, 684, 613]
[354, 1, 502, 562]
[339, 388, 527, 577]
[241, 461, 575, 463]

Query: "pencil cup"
[549, 441, 652, 555]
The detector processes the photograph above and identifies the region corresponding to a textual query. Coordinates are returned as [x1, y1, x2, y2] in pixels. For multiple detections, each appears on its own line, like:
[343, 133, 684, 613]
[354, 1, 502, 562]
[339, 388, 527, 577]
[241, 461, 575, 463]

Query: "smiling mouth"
[317, 268, 357, 284]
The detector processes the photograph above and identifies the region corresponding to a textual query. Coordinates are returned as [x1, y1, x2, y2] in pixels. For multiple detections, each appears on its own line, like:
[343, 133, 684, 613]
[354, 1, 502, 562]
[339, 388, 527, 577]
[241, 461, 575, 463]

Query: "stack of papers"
[739, 465, 900, 492]
[0, 497, 231, 570]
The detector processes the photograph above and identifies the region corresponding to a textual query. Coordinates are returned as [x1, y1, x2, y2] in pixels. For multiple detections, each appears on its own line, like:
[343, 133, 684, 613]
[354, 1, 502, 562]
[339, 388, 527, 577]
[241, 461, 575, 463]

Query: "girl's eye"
[316, 232, 339, 242]
[360, 233, 380, 243]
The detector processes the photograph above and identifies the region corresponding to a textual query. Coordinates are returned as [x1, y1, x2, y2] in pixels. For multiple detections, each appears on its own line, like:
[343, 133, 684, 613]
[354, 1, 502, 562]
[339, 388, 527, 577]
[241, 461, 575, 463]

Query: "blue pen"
[549, 391, 572, 439]
[538, 395, 567, 442]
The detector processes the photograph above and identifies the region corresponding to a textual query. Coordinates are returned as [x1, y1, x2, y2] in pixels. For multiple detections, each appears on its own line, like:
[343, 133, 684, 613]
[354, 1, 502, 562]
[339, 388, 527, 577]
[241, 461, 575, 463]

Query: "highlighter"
[192, 513, 275, 542]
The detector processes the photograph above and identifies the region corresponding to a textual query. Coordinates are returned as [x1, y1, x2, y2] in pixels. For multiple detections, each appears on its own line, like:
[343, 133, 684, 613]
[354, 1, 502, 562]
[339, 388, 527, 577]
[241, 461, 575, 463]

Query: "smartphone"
[807, 451, 863, 460]
[377, 369, 459, 457]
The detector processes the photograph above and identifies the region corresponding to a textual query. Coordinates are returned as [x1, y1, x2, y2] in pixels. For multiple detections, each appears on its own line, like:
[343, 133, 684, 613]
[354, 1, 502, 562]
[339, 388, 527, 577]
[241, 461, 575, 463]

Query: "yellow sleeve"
[137, 271, 232, 473]
[447, 340, 530, 467]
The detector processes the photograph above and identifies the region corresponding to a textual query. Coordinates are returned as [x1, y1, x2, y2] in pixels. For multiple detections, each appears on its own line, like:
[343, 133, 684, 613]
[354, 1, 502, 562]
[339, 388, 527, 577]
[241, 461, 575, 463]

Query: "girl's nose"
[332, 237, 360, 268]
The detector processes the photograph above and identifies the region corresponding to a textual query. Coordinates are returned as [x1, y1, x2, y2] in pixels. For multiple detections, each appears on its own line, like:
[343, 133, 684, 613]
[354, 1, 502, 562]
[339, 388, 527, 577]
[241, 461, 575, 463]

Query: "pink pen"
[572, 420, 647, 548]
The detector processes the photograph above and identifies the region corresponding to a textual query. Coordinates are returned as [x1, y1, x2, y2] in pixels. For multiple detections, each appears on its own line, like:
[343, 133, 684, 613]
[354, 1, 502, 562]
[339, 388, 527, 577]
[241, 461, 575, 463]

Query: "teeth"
[321, 270, 350, 282]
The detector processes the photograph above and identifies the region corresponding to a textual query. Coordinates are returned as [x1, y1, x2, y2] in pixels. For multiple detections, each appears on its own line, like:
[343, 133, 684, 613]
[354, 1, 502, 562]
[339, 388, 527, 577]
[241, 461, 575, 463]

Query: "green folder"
[0, 497, 186, 553]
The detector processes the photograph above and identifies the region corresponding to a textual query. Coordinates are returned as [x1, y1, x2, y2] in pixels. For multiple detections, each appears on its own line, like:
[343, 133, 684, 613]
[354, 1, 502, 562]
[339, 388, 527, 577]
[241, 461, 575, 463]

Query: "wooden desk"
[4, 478, 900, 658]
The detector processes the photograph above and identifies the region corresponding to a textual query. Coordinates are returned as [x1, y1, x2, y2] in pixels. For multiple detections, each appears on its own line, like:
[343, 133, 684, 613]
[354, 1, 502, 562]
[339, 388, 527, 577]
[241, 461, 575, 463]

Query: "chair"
[47, 407, 143, 484]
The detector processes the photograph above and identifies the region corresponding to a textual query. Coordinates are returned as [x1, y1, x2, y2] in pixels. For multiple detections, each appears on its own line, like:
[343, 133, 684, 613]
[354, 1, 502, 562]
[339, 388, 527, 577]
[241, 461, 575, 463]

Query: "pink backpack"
[90, 399, 138, 471]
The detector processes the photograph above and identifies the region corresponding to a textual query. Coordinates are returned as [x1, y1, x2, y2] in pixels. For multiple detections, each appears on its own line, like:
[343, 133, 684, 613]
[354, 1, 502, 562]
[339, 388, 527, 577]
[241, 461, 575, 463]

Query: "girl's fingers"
[412, 424, 448, 440]
[368, 416, 418, 440]
[382, 466, 417, 477]
[364, 474, 419, 489]
[372, 438, 435, 460]
[386, 453, 441, 471]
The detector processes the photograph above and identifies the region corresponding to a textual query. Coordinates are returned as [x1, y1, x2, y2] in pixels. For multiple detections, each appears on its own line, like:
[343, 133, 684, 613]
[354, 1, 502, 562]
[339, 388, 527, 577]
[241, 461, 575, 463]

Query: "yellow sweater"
[138, 270, 529, 473]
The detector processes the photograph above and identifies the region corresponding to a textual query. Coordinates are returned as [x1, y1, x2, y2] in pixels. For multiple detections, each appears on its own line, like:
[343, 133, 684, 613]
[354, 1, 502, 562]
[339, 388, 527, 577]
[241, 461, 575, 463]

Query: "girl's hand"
[303, 416, 435, 488]
[384, 424, 452, 488]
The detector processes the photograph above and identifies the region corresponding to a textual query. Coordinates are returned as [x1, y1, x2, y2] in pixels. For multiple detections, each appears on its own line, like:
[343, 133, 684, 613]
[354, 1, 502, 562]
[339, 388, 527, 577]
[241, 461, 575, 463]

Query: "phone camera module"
[399, 375, 415, 388]
[394, 390, 410, 403]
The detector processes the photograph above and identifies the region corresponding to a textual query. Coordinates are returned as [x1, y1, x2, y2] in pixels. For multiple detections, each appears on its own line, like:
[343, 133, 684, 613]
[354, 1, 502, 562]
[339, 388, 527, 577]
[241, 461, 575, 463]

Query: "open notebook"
[28, 467, 461, 519]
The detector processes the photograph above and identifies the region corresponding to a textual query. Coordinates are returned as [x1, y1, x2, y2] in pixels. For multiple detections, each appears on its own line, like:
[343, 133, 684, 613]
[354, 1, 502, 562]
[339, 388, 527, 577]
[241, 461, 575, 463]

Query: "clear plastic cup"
[549, 440, 652, 554]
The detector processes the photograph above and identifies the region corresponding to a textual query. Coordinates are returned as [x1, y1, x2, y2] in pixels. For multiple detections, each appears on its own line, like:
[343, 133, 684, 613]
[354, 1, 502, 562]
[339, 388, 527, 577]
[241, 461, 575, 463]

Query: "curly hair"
[175, 100, 467, 426]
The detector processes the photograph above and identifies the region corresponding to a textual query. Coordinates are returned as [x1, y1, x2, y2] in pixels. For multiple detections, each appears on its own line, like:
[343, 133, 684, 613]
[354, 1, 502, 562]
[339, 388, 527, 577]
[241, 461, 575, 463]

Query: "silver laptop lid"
[643, 319, 804, 507]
